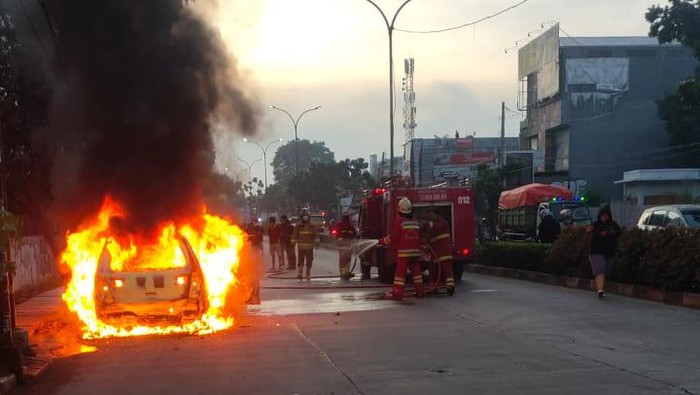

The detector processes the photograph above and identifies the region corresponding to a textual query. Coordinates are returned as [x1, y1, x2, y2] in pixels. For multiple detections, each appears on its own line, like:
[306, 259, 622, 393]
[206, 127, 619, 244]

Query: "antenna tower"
[402, 58, 417, 144]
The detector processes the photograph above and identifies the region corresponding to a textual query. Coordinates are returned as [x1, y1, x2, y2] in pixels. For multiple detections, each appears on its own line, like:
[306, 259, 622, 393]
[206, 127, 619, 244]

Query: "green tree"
[647, 0, 700, 166]
[271, 140, 334, 186]
[473, 165, 504, 223]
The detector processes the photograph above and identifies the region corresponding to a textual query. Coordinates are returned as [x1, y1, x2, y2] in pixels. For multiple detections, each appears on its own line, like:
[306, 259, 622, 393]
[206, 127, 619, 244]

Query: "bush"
[476, 242, 551, 272]
[475, 228, 700, 293]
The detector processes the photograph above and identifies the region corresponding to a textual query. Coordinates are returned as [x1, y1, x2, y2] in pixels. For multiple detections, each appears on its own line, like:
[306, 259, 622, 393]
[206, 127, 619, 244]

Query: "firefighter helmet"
[397, 197, 412, 214]
[300, 208, 310, 222]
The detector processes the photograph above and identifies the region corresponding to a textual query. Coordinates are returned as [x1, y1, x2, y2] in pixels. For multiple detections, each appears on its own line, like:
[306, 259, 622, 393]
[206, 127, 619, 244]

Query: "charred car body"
[94, 236, 208, 325]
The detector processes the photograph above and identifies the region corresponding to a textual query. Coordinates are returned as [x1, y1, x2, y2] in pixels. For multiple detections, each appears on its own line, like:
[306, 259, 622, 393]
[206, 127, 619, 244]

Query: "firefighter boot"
[305, 267, 311, 281]
[446, 276, 456, 296]
[413, 275, 424, 298]
[297, 266, 303, 280]
[387, 284, 404, 300]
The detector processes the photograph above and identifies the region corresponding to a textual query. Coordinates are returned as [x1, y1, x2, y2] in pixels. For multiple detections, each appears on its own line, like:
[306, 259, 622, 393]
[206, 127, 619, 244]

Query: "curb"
[0, 374, 16, 394]
[466, 264, 700, 309]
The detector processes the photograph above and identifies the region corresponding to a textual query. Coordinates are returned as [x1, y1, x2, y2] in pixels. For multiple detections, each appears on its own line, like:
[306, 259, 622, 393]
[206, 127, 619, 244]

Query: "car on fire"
[94, 236, 208, 325]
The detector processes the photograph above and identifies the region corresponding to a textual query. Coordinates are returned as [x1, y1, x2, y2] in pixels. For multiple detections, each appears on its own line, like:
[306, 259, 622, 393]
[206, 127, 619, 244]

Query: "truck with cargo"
[497, 183, 592, 241]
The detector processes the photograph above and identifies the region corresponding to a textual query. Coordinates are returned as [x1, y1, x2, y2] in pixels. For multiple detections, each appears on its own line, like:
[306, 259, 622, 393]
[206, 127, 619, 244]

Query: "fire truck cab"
[358, 185, 475, 284]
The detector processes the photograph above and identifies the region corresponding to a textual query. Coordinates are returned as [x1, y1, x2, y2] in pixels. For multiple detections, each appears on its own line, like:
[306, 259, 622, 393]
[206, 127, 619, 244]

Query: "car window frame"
[648, 210, 668, 228]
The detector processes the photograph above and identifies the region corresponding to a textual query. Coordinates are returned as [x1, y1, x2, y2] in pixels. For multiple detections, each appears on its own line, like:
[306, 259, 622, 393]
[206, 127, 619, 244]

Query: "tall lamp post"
[365, 0, 413, 175]
[237, 157, 262, 183]
[270, 105, 322, 176]
[243, 137, 283, 192]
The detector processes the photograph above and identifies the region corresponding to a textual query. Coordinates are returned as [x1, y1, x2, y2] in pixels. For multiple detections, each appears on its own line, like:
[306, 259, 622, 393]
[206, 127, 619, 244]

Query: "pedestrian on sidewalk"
[292, 209, 319, 280]
[336, 213, 357, 280]
[280, 215, 296, 270]
[587, 205, 620, 299]
[537, 209, 561, 243]
[267, 216, 284, 270]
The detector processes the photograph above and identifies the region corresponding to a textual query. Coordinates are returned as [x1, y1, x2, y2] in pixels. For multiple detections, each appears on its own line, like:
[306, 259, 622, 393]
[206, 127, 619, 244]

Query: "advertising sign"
[434, 152, 496, 166]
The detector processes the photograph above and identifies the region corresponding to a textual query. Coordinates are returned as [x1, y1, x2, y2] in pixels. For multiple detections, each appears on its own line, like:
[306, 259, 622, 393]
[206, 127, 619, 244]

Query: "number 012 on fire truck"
[358, 186, 475, 284]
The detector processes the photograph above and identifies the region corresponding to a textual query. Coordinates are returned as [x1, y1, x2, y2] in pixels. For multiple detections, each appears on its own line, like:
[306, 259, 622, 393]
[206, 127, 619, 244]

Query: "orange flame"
[61, 197, 247, 339]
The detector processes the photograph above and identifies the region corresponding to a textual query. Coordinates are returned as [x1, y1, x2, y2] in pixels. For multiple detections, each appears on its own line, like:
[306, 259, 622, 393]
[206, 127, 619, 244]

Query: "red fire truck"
[358, 184, 476, 284]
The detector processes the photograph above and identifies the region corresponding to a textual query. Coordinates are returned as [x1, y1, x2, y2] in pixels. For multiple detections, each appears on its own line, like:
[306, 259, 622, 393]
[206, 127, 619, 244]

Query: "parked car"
[94, 236, 208, 326]
[637, 205, 700, 230]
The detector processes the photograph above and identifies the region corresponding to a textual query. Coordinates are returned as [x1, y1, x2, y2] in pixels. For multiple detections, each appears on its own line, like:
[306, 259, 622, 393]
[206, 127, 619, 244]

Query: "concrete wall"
[562, 45, 697, 199]
[11, 236, 60, 294]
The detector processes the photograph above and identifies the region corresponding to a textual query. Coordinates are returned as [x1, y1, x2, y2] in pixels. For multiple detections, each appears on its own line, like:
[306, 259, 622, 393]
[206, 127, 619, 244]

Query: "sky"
[196, 0, 661, 184]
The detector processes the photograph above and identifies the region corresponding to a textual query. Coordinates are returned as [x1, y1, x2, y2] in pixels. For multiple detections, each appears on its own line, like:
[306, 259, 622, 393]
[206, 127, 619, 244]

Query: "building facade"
[519, 24, 697, 199]
[404, 136, 519, 186]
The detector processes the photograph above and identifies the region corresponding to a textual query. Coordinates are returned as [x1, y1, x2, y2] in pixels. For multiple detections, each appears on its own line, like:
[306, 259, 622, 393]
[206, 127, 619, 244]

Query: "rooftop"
[614, 168, 700, 184]
[560, 36, 679, 48]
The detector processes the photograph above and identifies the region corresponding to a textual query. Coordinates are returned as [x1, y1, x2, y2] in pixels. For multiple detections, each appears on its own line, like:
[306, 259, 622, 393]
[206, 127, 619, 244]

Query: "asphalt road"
[13, 245, 700, 395]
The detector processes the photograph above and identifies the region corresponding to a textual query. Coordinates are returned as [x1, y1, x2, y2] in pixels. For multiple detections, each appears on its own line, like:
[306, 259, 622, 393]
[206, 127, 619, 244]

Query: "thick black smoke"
[47, 0, 257, 235]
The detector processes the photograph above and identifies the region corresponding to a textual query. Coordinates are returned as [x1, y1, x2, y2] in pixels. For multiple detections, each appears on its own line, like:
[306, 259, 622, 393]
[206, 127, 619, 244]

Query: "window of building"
[545, 128, 569, 172]
[528, 136, 539, 151]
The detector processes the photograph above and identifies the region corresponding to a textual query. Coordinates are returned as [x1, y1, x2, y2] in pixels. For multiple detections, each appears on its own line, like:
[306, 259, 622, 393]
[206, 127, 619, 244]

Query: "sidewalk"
[1, 286, 65, 391]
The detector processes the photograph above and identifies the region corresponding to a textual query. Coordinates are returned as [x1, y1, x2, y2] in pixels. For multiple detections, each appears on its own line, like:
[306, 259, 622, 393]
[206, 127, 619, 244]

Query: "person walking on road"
[426, 208, 455, 295]
[537, 209, 561, 243]
[380, 197, 423, 300]
[267, 217, 283, 270]
[587, 205, 621, 299]
[292, 209, 319, 280]
[336, 213, 357, 280]
[280, 215, 296, 270]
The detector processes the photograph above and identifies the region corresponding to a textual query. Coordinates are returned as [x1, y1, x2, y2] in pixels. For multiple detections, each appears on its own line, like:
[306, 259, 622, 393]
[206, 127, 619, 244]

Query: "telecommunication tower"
[402, 58, 417, 145]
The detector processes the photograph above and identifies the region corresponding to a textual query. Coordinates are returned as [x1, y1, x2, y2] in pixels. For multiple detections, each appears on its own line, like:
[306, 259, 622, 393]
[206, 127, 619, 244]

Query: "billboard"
[518, 23, 560, 102]
[455, 136, 474, 149]
[434, 152, 496, 166]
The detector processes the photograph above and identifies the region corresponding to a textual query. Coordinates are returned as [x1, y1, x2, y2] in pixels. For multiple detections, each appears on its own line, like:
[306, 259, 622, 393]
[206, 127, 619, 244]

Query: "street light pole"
[365, 0, 413, 175]
[270, 105, 322, 176]
[237, 157, 262, 183]
[244, 137, 284, 192]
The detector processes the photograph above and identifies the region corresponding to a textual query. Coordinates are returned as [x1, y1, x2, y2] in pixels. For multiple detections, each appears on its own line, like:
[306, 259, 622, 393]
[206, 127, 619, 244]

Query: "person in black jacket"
[587, 205, 621, 298]
[537, 209, 561, 243]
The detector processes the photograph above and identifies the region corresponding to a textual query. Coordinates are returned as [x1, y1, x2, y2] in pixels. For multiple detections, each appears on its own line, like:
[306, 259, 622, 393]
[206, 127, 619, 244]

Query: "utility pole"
[500, 102, 506, 167]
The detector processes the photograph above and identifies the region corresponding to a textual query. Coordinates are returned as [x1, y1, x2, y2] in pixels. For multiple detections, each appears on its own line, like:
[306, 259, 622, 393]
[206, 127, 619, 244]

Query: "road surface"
[13, 245, 700, 395]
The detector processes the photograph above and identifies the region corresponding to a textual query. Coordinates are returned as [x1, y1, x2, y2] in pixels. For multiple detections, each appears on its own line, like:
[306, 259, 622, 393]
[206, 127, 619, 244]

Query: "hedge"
[476, 227, 700, 293]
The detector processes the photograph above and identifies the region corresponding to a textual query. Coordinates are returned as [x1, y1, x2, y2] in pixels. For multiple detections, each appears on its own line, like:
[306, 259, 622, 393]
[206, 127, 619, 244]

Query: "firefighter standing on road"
[280, 215, 296, 270]
[292, 209, 319, 280]
[380, 198, 424, 300]
[426, 208, 455, 295]
[336, 213, 357, 280]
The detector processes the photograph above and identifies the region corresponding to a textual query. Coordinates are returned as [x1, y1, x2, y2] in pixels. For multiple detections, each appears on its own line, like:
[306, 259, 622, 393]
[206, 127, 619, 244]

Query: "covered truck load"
[498, 183, 589, 240]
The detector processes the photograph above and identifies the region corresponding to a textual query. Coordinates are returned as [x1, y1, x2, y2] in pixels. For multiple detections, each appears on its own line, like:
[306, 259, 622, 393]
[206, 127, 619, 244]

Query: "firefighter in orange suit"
[380, 197, 424, 300]
[292, 209, 319, 280]
[427, 208, 456, 295]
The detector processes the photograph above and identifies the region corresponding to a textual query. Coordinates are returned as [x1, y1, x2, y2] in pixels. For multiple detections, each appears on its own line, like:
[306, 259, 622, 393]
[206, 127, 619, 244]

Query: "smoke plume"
[46, 0, 257, 234]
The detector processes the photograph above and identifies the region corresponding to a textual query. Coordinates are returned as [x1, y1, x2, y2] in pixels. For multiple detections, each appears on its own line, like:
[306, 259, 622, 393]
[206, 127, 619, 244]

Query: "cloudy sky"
[199, 0, 660, 183]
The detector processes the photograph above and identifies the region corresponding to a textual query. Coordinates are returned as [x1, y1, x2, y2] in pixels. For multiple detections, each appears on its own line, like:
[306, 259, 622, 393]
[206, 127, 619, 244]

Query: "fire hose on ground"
[262, 238, 447, 297]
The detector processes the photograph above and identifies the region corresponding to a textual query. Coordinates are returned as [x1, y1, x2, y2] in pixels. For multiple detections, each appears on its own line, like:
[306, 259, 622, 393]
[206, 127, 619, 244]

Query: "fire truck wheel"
[378, 262, 396, 284]
[453, 261, 465, 282]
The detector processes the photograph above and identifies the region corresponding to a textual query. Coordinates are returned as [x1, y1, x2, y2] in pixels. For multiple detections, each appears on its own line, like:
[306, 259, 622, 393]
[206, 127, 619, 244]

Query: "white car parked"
[637, 205, 700, 231]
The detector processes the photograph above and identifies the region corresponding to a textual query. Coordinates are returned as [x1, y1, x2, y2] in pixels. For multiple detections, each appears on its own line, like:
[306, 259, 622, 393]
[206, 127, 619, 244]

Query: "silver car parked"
[637, 205, 700, 230]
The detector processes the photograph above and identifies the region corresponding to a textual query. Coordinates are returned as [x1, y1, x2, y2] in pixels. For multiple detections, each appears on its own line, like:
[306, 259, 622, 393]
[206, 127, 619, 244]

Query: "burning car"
[94, 235, 208, 326]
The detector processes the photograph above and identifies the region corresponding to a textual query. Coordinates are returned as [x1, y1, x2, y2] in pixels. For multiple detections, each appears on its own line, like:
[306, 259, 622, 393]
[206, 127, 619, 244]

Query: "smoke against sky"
[47, 0, 259, 233]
